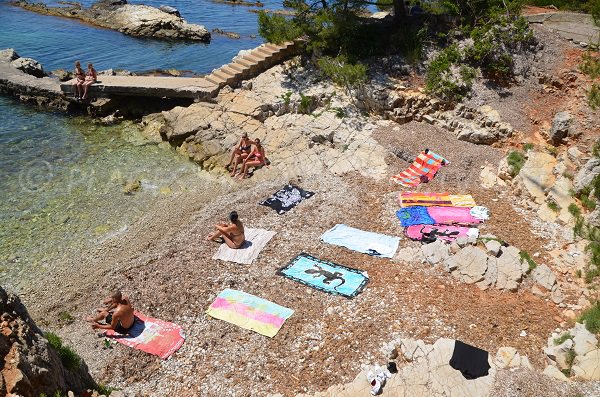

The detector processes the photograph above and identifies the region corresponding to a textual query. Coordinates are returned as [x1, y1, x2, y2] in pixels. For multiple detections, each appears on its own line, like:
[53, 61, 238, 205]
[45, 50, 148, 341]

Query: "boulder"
[0, 48, 19, 61]
[0, 287, 95, 395]
[544, 339, 574, 370]
[51, 69, 72, 82]
[421, 239, 449, 265]
[495, 246, 524, 292]
[453, 245, 488, 284]
[11, 57, 46, 78]
[543, 365, 569, 381]
[495, 347, 521, 368]
[484, 240, 502, 256]
[572, 322, 598, 357]
[548, 111, 572, 144]
[574, 157, 600, 194]
[457, 127, 499, 145]
[571, 349, 600, 380]
[532, 264, 557, 291]
[517, 151, 557, 204]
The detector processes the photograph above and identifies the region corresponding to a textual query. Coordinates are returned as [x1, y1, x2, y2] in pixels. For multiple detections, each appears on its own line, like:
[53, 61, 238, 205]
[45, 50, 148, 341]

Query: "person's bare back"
[87, 290, 136, 334]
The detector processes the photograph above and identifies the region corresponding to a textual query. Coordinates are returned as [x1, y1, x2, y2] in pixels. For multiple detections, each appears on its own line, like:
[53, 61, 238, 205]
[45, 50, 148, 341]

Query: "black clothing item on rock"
[449, 340, 491, 379]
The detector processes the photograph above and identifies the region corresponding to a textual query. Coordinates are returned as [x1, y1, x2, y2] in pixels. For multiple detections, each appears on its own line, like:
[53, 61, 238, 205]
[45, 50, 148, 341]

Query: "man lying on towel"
[86, 290, 135, 334]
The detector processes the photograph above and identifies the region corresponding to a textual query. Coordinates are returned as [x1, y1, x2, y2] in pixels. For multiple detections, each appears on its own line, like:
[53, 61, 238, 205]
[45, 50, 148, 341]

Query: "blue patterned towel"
[396, 206, 436, 227]
[278, 253, 369, 298]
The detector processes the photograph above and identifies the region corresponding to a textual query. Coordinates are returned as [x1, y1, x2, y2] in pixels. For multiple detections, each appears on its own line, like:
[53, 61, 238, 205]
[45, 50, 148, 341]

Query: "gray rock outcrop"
[14, 0, 210, 42]
[548, 111, 572, 144]
[0, 48, 19, 62]
[574, 157, 600, 194]
[0, 286, 95, 395]
[11, 57, 45, 78]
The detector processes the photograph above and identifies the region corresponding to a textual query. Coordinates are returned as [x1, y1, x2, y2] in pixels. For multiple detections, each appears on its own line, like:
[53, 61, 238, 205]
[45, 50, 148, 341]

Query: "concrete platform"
[526, 12, 599, 44]
[61, 75, 219, 99]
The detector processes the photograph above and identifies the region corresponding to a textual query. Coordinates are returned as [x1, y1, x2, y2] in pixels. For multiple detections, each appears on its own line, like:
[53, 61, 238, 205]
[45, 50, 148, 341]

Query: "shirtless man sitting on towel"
[86, 290, 135, 334]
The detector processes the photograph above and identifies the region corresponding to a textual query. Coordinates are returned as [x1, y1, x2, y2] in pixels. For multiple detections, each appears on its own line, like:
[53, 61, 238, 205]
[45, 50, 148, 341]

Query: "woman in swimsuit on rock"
[227, 132, 253, 176]
[238, 138, 266, 179]
[72, 61, 85, 99]
[81, 63, 97, 100]
[206, 211, 245, 249]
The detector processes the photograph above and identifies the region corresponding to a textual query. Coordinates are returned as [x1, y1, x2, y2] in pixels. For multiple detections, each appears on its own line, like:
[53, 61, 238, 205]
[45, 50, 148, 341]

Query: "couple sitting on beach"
[72, 60, 97, 100]
[226, 132, 267, 179]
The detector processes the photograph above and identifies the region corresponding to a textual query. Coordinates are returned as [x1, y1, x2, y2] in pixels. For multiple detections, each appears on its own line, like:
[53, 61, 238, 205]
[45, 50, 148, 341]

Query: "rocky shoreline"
[12, 0, 211, 42]
[2, 12, 600, 397]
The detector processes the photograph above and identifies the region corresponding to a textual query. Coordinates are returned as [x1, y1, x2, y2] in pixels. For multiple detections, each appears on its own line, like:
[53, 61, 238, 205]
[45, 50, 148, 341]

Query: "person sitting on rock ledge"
[85, 290, 136, 334]
[238, 138, 267, 179]
[206, 210, 245, 248]
[227, 132, 254, 176]
[72, 61, 85, 99]
[81, 63, 97, 100]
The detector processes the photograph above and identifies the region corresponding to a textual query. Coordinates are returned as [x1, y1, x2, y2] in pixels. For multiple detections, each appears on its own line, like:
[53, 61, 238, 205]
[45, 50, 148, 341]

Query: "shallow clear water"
[0, 96, 206, 283]
[0, 0, 286, 284]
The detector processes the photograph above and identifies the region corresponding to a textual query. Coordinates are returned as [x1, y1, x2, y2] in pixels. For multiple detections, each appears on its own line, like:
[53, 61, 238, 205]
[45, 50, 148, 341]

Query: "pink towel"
[105, 311, 185, 359]
[405, 224, 479, 242]
[427, 206, 483, 225]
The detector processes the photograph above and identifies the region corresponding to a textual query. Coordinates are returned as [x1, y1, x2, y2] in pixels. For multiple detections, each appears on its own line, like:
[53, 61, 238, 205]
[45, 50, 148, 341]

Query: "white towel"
[212, 228, 276, 265]
[321, 224, 400, 258]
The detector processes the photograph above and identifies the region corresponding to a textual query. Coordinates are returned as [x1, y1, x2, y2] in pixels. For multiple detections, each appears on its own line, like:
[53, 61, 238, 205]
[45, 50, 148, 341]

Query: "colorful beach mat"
[278, 253, 369, 298]
[212, 228, 276, 265]
[259, 184, 315, 215]
[390, 150, 448, 187]
[398, 192, 476, 208]
[206, 289, 293, 338]
[397, 206, 488, 227]
[105, 312, 185, 359]
[405, 224, 480, 242]
[320, 224, 400, 258]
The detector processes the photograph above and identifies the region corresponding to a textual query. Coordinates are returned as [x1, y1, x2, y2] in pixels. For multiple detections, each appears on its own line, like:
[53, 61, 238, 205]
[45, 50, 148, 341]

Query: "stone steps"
[58, 40, 302, 100]
[203, 40, 301, 92]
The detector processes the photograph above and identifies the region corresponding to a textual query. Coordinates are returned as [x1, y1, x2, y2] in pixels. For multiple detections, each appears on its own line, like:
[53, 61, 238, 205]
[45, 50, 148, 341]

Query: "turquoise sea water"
[0, 0, 284, 285]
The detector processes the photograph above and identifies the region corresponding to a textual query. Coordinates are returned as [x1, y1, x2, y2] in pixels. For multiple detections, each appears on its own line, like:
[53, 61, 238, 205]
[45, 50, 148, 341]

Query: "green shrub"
[507, 150, 526, 177]
[298, 93, 313, 114]
[578, 301, 600, 333]
[96, 384, 116, 396]
[425, 45, 476, 101]
[465, 16, 534, 80]
[553, 332, 573, 345]
[588, 83, 600, 111]
[580, 51, 600, 79]
[593, 139, 600, 157]
[581, 194, 597, 210]
[547, 201, 560, 212]
[281, 91, 292, 106]
[257, 11, 302, 44]
[46, 332, 80, 371]
[523, 143, 534, 151]
[520, 251, 537, 271]
[390, 25, 427, 64]
[569, 203, 582, 218]
[317, 56, 368, 89]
